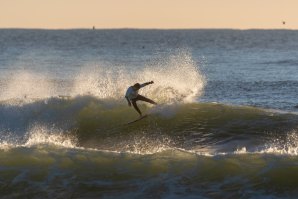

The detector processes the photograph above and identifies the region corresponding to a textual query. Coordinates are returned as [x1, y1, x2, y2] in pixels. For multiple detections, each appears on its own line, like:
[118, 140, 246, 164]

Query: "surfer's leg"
[136, 95, 157, 105]
[131, 100, 142, 116]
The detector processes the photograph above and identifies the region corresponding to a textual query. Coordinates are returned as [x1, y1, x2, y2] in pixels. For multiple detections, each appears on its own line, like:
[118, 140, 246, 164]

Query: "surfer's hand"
[149, 81, 154, 84]
[128, 102, 131, 107]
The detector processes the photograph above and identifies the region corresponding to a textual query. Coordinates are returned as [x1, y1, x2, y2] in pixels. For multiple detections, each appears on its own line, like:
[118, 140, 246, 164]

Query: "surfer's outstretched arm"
[140, 81, 154, 88]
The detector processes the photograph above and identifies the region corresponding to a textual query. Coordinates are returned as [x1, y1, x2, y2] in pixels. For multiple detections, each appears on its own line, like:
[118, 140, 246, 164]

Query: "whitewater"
[1, 29, 298, 198]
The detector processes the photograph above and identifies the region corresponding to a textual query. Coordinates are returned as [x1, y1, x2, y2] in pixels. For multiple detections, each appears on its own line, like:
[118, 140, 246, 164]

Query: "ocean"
[0, 29, 298, 198]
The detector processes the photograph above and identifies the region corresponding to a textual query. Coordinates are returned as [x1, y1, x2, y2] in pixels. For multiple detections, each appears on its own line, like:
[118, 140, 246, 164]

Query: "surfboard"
[125, 114, 148, 125]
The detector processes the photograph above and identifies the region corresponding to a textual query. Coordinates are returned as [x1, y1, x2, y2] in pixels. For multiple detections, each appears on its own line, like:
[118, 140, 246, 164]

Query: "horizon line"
[0, 27, 295, 31]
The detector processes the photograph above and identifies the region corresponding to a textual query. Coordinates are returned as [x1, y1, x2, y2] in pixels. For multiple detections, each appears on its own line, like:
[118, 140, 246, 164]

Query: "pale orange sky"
[0, 0, 297, 29]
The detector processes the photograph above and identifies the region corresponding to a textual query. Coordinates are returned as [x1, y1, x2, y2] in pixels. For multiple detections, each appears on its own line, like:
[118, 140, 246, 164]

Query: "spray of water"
[0, 51, 205, 105]
[0, 71, 54, 101]
[71, 51, 205, 103]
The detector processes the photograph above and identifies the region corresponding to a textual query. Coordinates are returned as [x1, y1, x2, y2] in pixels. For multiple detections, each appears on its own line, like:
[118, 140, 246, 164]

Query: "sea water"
[0, 29, 298, 198]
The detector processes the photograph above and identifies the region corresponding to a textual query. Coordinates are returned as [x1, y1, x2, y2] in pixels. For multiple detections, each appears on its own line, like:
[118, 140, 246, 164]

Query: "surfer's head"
[133, 83, 141, 90]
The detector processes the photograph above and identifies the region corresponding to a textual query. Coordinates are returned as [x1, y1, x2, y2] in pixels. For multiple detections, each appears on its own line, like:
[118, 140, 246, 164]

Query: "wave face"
[2, 97, 298, 154]
[75, 100, 298, 154]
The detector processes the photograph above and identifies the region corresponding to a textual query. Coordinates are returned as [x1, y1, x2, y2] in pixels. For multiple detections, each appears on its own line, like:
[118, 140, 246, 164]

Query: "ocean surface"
[0, 29, 298, 198]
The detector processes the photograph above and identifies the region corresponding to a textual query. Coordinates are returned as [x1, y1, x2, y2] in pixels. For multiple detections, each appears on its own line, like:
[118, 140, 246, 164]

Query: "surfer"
[125, 81, 157, 117]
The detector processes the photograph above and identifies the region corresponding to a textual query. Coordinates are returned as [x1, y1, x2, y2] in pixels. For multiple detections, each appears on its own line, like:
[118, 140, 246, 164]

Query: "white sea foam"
[0, 125, 77, 150]
[231, 130, 298, 156]
[259, 130, 298, 155]
[23, 125, 77, 148]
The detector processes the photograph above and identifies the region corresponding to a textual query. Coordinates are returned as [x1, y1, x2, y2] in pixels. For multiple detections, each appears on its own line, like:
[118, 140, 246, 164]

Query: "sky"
[0, 0, 297, 29]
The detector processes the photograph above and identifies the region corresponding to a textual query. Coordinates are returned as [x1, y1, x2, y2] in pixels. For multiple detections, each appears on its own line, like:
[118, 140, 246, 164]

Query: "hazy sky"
[0, 0, 297, 29]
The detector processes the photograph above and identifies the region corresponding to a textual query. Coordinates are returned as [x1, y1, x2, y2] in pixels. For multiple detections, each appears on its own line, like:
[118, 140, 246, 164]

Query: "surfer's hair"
[133, 83, 141, 89]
